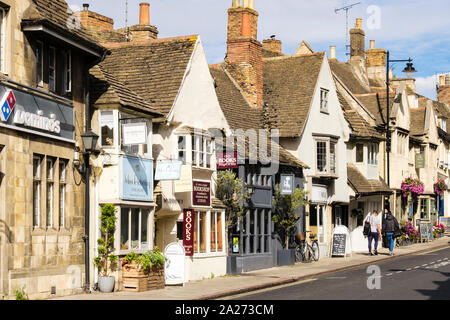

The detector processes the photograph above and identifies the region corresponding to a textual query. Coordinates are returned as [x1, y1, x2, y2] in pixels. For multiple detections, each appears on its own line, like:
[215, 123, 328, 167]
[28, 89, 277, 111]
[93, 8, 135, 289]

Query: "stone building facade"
[0, 0, 106, 299]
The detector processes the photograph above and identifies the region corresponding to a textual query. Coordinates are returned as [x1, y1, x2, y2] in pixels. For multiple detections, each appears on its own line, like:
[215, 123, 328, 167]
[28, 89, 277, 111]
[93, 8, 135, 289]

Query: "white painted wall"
[296, 55, 350, 204]
[167, 36, 230, 133]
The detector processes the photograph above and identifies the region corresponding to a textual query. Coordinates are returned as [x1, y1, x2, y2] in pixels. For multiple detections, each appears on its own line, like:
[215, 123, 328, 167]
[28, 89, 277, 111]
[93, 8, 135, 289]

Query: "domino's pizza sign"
[0, 90, 16, 122]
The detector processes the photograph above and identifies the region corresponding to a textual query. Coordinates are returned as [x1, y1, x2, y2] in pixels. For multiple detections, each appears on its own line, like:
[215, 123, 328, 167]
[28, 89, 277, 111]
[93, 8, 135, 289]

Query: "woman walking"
[382, 211, 400, 256]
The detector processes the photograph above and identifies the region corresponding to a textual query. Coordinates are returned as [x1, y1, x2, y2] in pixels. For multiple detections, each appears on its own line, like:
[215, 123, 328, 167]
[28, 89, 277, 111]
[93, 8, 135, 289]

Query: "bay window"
[100, 111, 114, 147]
[420, 198, 429, 220]
[315, 138, 338, 175]
[356, 144, 364, 163]
[368, 144, 379, 165]
[178, 136, 186, 164]
[193, 211, 225, 255]
[190, 134, 214, 169]
[120, 207, 151, 252]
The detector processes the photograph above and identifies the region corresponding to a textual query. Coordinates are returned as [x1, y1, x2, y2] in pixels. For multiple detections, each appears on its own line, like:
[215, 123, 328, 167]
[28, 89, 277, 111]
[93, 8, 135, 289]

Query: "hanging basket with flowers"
[433, 179, 448, 197]
[401, 177, 424, 198]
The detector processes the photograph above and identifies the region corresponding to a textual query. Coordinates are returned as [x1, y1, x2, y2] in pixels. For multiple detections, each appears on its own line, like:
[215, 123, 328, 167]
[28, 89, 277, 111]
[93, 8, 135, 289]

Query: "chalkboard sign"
[419, 223, 432, 242]
[331, 233, 346, 256]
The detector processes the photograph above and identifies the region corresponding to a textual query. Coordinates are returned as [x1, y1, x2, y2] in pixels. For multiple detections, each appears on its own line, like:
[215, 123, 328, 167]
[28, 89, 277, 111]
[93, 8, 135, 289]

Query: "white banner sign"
[122, 122, 147, 145]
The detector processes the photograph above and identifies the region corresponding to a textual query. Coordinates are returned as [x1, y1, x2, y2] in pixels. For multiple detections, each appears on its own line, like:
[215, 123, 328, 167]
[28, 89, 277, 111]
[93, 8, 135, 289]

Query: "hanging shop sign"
[311, 185, 328, 204]
[122, 122, 147, 145]
[183, 210, 195, 256]
[164, 242, 185, 285]
[155, 161, 182, 181]
[192, 181, 211, 207]
[217, 152, 238, 169]
[121, 155, 154, 202]
[280, 174, 295, 195]
[0, 85, 74, 141]
[415, 153, 425, 169]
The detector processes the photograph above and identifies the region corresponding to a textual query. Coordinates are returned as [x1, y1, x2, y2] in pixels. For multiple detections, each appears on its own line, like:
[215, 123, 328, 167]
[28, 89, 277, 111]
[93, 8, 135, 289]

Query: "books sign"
[217, 152, 238, 169]
[183, 210, 195, 256]
[192, 181, 211, 207]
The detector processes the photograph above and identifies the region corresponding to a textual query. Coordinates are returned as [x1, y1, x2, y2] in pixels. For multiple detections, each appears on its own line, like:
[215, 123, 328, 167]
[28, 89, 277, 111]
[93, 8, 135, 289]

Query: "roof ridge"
[102, 35, 198, 48]
[264, 51, 324, 61]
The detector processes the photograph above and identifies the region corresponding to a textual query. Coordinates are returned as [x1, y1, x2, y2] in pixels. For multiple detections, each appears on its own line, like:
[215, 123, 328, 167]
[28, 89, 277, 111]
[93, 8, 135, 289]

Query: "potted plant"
[432, 221, 447, 238]
[93, 204, 118, 293]
[121, 252, 148, 292]
[145, 248, 166, 290]
[272, 185, 308, 266]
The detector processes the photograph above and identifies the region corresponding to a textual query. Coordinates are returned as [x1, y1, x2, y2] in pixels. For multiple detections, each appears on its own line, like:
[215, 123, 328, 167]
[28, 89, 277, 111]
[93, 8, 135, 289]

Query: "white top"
[368, 215, 381, 233]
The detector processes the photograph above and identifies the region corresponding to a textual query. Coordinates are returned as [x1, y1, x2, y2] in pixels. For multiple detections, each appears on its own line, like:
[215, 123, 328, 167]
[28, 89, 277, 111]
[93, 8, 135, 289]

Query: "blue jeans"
[386, 232, 394, 252]
[368, 232, 379, 253]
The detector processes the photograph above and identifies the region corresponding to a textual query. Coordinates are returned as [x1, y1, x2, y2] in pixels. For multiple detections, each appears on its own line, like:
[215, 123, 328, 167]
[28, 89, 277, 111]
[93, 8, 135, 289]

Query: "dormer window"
[368, 144, 379, 165]
[320, 88, 329, 113]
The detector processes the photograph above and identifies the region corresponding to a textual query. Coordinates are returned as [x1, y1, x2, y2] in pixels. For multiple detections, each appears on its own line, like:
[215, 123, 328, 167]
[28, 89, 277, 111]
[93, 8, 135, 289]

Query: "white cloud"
[416, 76, 438, 100]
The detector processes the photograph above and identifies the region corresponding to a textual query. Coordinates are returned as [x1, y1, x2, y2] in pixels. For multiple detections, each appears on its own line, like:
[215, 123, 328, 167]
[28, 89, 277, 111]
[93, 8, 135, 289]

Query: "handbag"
[363, 220, 371, 236]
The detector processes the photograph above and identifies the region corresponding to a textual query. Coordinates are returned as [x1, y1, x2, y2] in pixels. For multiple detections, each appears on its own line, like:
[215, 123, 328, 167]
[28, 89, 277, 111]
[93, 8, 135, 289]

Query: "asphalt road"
[231, 247, 450, 300]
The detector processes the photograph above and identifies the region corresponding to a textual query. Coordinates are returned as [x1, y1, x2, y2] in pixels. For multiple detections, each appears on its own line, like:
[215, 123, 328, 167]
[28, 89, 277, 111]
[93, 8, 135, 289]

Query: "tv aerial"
[335, 2, 362, 56]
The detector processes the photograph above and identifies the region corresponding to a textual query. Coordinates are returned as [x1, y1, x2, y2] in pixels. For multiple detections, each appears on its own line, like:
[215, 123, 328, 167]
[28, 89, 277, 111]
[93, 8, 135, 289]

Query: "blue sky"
[68, 0, 450, 100]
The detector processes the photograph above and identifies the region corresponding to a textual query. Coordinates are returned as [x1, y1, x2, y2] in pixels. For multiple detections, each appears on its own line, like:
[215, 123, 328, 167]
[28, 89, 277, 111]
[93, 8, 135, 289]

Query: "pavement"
[52, 235, 450, 300]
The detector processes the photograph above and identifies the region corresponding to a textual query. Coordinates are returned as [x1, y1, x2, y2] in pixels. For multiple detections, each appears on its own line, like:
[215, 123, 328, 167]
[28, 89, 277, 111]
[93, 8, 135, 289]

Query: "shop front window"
[420, 198, 429, 220]
[120, 207, 150, 252]
[194, 211, 207, 254]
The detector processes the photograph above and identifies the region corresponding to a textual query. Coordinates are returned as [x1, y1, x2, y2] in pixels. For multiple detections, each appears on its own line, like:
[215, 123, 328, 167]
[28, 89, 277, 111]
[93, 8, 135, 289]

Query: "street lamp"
[77, 130, 99, 293]
[386, 51, 416, 195]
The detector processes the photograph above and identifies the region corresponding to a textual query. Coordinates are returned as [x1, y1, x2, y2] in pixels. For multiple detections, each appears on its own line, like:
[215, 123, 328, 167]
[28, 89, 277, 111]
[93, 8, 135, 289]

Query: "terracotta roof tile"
[99, 36, 197, 117]
[89, 65, 161, 116]
[347, 164, 391, 195]
[263, 53, 324, 137]
[329, 61, 371, 95]
[210, 66, 262, 131]
[22, 0, 104, 53]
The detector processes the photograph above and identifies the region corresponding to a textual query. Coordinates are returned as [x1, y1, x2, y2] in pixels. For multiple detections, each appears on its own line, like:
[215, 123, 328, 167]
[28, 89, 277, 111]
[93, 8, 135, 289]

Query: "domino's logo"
[0, 90, 16, 122]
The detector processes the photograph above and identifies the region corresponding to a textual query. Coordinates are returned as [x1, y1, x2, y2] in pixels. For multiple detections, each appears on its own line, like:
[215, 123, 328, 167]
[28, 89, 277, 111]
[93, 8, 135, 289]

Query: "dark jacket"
[382, 214, 399, 233]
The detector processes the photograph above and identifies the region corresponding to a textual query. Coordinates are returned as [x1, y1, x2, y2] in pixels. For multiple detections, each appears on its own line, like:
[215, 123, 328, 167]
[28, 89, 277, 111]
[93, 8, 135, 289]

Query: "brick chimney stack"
[263, 36, 282, 55]
[77, 3, 114, 31]
[128, 2, 158, 41]
[365, 40, 387, 86]
[350, 18, 365, 60]
[226, 0, 263, 108]
[438, 74, 450, 106]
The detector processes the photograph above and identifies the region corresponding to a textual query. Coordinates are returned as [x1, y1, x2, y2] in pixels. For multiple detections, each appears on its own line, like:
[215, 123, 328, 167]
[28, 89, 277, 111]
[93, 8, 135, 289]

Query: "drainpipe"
[83, 50, 109, 293]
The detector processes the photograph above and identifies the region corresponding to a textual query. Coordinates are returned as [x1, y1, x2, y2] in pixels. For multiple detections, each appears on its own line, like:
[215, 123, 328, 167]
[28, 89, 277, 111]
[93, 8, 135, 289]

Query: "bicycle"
[295, 231, 320, 263]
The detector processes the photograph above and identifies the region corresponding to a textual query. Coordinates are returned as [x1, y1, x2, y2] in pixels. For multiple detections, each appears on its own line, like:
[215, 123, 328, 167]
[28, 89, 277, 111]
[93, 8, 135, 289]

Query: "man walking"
[382, 211, 400, 256]
[367, 210, 382, 256]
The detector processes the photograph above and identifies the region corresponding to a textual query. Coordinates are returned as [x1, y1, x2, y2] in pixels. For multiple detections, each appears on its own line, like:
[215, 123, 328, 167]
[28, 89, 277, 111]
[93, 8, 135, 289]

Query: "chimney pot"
[139, 2, 150, 25]
[243, 0, 249, 8]
[232, 0, 240, 7]
[440, 75, 445, 86]
[83, 3, 89, 11]
[248, 0, 255, 9]
[446, 74, 450, 86]
[330, 46, 336, 60]
[370, 40, 375, 50]
[356, 18, 362, 29]
[241, 12, 252, 37]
